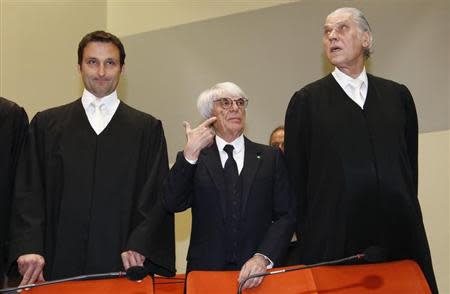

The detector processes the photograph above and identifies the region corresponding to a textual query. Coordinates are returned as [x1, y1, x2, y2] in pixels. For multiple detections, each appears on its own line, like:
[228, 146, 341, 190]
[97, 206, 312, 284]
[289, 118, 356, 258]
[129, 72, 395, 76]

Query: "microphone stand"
[237, 253, 364, 294]
[0, 272, 127, 293]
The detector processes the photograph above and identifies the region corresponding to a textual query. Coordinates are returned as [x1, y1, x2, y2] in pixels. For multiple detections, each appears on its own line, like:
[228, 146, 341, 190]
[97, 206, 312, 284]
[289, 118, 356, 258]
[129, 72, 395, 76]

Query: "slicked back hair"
[78, 30, 126, 67]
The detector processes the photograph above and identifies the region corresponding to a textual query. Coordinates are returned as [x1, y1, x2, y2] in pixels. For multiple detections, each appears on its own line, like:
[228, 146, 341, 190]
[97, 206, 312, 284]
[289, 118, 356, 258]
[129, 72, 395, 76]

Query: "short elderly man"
[285, 7, 437, 293]
[8, 31, 175, 286]
[164, 82, 295, 289]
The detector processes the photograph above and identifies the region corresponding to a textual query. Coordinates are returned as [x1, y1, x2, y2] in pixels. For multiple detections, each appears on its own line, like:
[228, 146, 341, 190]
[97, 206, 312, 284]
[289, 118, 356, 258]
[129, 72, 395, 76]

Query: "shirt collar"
[81, 89, 120, 114]
[215, 134, 244, 154]
[332, 67, 368, 89]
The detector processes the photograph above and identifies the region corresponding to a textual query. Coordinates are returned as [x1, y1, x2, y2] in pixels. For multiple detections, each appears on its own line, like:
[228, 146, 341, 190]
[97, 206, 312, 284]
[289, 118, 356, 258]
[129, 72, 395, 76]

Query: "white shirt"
[215, 134, 245, 174]
[184, 134, 245, 174]
[332, 67, 368, 109]
[81, 89, 120, 135]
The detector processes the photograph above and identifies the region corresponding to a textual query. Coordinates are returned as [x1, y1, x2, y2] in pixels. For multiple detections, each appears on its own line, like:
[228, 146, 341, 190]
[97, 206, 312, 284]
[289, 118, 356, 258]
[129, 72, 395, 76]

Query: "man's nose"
[328, 28, 338, 41]
[230, 101, 239, 111]
[98, 64, 105, 76]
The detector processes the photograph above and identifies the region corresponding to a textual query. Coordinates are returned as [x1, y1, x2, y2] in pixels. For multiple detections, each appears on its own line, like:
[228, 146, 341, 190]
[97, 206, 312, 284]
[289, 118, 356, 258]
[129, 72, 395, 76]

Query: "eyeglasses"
[213, 97, 249, 109]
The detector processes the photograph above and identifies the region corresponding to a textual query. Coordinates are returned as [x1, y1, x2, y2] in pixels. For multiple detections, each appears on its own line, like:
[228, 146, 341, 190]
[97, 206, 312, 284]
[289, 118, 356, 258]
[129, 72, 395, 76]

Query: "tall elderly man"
[285, 7, 437, 293]
[8, 31, 175, 286]
[164, 82, 295, 289]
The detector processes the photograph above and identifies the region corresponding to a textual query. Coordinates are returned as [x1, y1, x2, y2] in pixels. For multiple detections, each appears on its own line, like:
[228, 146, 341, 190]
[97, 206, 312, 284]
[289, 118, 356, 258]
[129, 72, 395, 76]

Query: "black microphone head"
[126, 266, 148, 281]
[363, 246, 386, 263]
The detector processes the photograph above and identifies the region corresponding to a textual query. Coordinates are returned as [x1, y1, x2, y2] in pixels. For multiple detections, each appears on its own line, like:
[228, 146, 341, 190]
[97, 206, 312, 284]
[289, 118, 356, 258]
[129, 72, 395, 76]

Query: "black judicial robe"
[0, 97, 28, 278]
[285, 74, 437, 293]
[8, 99, 175, 279]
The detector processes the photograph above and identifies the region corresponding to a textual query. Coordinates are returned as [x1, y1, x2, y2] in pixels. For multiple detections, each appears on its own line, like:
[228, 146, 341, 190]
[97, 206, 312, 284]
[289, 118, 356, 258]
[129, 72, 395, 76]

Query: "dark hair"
[269, 125, 284, 144]
[78, 30, 126, 66]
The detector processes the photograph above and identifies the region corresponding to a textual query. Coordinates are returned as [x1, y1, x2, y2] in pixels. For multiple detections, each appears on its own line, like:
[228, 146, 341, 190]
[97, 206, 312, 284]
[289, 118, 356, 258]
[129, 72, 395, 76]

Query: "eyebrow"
[324, 20, 349, 29]
[84, 57, 117, 62]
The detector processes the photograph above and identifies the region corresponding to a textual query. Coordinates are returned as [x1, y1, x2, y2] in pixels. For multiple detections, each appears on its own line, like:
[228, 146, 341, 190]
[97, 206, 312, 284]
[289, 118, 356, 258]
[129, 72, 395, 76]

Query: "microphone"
[237, 246, 385, 294]
[0, 266, 148, 293]
[125, 265, 148, 281]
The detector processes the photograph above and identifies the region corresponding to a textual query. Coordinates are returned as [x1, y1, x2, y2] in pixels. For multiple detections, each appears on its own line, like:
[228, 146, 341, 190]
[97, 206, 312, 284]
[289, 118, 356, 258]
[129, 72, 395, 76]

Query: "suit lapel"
[241, 137, 262, 215]
[202, 141, 227, 220]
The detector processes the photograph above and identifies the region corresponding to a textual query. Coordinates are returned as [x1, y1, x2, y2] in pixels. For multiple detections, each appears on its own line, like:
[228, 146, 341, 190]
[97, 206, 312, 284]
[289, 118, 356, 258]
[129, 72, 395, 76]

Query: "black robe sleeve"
[401, 85, 418, 195]
[8, 112, 46, 269]
[0, 98, 28, 276]
[284, 89, 310, 234]
[126, 120, 176, 277]
[400, 86, 438, 293]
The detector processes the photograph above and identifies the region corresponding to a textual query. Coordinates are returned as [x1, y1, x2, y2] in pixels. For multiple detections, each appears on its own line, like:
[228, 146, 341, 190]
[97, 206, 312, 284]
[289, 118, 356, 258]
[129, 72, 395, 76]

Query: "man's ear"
[120, 64, 126, 75]
[77, 64, 82, 74]
[361, 31, 371, 48]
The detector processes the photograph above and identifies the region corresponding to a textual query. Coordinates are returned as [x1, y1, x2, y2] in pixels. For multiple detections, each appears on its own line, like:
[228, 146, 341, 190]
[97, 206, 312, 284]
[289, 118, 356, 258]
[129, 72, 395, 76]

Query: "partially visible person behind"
[163, 82, 295, 290]
[8, 30, 175, 287]
[0, 98, 28, 288]
[268, 125, 298, 266]
[285, 7, 437, 293]
[269, 126, 284, 154]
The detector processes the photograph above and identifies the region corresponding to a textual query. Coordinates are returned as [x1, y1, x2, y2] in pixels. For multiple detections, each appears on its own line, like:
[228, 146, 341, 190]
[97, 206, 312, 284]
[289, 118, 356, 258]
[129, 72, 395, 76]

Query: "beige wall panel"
[0, 0, 107, 118]
[365, 1, 449, 133]
[419, 130, 450, 294]
[174, 209, 191, 274]
[106, 0, 298, 36]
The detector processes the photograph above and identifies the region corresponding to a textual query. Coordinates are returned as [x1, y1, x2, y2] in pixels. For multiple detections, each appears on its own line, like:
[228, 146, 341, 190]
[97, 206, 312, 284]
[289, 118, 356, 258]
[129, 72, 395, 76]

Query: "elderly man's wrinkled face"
[211, 92, 246, 142]
[323, 11, 369, 73]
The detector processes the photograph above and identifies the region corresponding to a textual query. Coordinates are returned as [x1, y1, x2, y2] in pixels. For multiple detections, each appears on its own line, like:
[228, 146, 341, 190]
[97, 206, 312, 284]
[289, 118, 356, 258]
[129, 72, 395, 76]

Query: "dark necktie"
[223, 144, 241, 264]
[223, 144, 238, 188]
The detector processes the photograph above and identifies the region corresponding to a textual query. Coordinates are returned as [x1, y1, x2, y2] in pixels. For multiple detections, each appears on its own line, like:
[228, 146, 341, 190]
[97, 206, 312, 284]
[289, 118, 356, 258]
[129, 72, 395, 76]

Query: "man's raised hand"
[183, 117, 216, 161]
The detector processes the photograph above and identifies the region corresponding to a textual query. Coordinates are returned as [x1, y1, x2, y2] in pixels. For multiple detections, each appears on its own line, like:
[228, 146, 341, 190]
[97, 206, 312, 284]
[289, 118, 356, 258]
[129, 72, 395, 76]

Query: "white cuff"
[254, 253, 274, 269]
[184, 155, 198, 165]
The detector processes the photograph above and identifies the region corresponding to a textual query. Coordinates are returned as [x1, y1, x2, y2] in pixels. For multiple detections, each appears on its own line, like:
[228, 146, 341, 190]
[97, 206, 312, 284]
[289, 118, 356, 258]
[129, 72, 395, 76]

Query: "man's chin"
[92, 90, 112, 98]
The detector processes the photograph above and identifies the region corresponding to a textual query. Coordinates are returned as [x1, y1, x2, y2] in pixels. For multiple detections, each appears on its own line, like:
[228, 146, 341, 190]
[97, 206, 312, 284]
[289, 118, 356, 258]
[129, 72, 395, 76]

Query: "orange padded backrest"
[27, 276, 153, 294]
[186, 260, 431, 294]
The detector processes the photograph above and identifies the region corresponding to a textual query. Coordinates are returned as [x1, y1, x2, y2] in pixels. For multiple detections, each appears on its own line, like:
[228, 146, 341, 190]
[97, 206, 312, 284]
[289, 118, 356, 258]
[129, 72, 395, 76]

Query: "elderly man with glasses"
[163, 82, 295, 289]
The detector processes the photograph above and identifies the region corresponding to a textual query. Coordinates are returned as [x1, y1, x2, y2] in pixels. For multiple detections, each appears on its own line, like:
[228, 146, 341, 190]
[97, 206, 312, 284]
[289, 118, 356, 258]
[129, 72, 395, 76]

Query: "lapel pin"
[256, 154, 261, 159]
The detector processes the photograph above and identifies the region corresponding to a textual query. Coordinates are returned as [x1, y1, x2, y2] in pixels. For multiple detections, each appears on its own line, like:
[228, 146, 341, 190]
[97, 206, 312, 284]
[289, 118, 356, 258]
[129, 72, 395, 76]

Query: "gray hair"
[330, 7, 374, 59]
[197, 82, 247, 118]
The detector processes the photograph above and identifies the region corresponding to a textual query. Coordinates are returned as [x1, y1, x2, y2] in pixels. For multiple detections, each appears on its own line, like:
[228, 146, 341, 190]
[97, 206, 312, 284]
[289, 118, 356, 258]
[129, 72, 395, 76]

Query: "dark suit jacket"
[164, 137, 295, 271]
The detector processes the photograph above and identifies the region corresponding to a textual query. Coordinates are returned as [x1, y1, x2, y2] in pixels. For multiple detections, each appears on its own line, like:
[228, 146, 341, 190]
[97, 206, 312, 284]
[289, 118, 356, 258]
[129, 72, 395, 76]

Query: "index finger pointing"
[182, 121, 191, 132]
[200, 116, 217, 128]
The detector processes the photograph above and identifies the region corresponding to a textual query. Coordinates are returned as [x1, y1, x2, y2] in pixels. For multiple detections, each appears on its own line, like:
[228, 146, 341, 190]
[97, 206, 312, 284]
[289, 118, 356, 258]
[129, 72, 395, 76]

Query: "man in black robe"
[0, 98, 28, 287]
[8, 31, 175, 286]
[284, 7, 437, 293]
